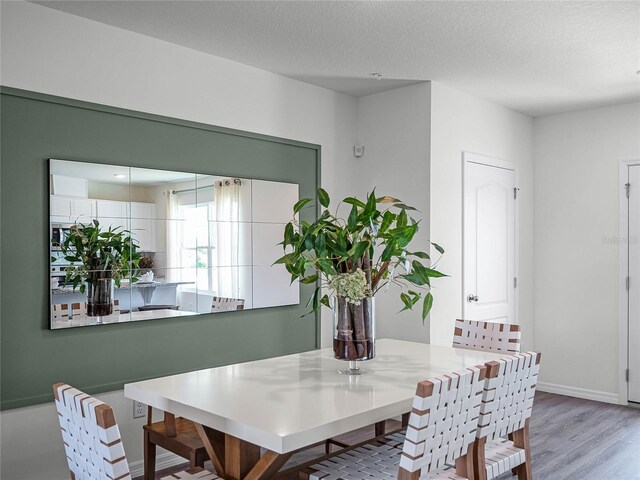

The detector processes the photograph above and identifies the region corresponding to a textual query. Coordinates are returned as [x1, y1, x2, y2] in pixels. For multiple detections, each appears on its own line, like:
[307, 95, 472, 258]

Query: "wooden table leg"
[194, 423, 292, 480]
[244, 451, 293, 480]
[194, 423, 226, 476]
[225, 435, 261, 480]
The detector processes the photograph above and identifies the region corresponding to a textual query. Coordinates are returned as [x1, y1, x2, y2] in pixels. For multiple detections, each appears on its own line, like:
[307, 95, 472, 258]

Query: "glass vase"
[86, 271, 114, 317]
[333, 296, 375, 374]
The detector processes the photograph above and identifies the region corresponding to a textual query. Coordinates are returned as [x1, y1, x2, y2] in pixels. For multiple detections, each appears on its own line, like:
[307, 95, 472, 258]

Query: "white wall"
[0, 2, 357, 479]
[352, 83, 432, 342]
[534, 101, 640, 402]
[0, 391, 153, 480]
[428, 82, 535, 350]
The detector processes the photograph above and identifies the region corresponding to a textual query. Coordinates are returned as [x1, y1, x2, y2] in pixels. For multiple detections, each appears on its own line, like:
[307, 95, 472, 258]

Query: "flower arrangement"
[138, 254, 155, 272]
[55, 220, 141, 293]
[276, 188, 445, 319]
[328, 269, 371, 305]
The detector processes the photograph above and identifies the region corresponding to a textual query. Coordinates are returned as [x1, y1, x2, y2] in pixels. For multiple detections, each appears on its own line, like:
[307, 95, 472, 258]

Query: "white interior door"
[463, 154, 516, 323]
[628, 165, 640, 403]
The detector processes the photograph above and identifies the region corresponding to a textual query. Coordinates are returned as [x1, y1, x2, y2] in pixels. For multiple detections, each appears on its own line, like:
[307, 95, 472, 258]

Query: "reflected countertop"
[51, 280, 194, 293]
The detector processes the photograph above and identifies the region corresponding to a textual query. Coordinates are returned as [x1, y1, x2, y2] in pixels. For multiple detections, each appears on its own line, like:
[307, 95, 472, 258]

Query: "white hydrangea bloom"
[329, 268, 371, 305]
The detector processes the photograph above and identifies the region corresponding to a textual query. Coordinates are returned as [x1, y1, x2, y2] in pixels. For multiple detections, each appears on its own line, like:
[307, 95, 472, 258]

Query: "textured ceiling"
[34, 1, 640, 116]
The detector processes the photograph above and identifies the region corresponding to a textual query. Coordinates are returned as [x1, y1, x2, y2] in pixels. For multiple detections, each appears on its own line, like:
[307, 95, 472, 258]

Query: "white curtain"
[165, 190, 180, 282]
[214, 179, 241, 298]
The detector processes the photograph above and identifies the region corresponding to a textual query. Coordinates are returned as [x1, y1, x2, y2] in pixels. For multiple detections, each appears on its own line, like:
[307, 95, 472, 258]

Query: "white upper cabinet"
[51, 196, 157, 251]
[71, 198, 95, 223]
[50, 196, 95, 224]
[129, 202, 156, 252]
[50, 196, 72, 221]
[95, 199, 128, 231]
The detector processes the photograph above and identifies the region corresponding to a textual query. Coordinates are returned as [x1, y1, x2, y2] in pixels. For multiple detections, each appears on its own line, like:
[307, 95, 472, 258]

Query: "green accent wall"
[0, 87, 321, 410]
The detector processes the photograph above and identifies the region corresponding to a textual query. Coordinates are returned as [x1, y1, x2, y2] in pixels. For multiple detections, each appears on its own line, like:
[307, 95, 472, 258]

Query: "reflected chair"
[53, 383, 218, 480]
[303, 365, 487, 480]
[453, 319, 521, 354]
[143, 408, 209, 480]
[70, 300, 120, 318]
[211, 296, 245, 312]
[71, 302, 87, 318]
[51, 303, 70, 322]
[473, 352, 541, 480]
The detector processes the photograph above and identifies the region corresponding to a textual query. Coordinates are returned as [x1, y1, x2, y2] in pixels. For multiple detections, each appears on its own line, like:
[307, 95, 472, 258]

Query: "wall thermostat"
[353, 145, 364, 157]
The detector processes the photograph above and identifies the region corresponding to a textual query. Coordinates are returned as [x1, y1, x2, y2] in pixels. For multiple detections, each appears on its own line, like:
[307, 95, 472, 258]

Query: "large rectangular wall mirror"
[49, 159, 299, 329]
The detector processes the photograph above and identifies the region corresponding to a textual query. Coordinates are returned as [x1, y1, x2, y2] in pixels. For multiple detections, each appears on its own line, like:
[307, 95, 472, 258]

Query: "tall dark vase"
[333, 296, 375, 374]
[87, 271, 114, 317]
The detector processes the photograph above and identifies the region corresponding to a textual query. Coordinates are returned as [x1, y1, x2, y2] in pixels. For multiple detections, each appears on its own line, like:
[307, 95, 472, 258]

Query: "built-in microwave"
[51, 224, 72, 250]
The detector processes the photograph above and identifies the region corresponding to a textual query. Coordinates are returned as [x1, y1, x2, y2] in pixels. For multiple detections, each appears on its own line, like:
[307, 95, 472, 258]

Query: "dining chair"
[304, 365, 487, 480]
[211, 296, 245, 312]
[473, 352, 541, 480]
[453, 319, 521, 354]
[144, 408, 209, 480]
[363, 318, 518, 445]
[53, 383, 219, 480]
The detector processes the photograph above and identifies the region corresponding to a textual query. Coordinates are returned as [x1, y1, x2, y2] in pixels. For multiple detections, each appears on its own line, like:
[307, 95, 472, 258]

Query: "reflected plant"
[54, 220, 141, 292]
[275, 188, 446, 320]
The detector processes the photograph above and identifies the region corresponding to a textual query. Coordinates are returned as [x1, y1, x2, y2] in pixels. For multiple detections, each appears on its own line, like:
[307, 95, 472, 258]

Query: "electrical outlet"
[133, 401, 145, 419]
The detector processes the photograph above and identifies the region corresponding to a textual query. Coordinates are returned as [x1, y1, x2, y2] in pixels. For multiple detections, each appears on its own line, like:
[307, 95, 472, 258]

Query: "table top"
[124, 339, 503, 453]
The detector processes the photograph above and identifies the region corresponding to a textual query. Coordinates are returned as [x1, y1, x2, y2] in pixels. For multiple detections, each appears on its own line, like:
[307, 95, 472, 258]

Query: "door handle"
[467, 294, 479, 303]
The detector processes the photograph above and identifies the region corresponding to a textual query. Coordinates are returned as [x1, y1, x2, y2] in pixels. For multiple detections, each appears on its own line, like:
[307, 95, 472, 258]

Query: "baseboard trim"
[129, 451, 185, 479]
[537, 381, 621, 405]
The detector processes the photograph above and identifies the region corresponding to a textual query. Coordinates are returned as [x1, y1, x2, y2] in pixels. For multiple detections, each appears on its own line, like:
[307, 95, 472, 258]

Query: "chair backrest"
[52, 303, 70, 321]
[71, 302, 87, 318]
[477, 352, 541, 441]
[211, 296, 245, 312]
[398, 365, 486, 479]
[53, 383, 131, 480]
[453, 319, 521, 354]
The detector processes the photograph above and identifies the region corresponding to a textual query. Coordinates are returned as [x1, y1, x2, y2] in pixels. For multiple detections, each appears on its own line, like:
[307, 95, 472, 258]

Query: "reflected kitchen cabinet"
[96, 199, 128, 231]
[130, 202, 156, 252]
[50, 196, 96, 224]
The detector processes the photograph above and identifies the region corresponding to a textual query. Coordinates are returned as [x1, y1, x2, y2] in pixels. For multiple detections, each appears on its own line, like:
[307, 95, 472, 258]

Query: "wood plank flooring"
[525, 392, 640, 480]
[138, 392, 640, 480]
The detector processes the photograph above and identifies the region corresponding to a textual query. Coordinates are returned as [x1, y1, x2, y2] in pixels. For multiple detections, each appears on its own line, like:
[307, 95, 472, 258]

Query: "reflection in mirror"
[49, 159, 300, 330]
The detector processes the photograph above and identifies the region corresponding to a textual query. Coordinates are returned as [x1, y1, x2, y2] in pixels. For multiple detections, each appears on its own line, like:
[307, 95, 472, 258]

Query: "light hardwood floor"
[139, 392, 640, 480]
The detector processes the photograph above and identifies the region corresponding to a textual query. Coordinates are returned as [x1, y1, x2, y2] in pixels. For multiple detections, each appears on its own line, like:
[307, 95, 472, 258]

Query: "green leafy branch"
[55, 220, 141, 293]
[274, 188, 446, 320]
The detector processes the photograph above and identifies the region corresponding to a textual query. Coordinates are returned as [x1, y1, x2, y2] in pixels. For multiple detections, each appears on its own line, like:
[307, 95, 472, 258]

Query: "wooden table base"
[195, 423, 292, 480]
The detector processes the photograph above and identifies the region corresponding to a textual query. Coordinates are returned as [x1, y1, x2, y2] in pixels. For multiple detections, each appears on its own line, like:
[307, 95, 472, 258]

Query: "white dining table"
[124, 338, 503, 480]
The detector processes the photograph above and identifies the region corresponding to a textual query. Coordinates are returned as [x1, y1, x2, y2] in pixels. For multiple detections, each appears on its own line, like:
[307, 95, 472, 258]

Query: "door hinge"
[514, 187, 519, 200]
[626, 369, 630, 383]
[625, 183, 631, 199]
[514, 277, 518, 288]
[627, 276, 630, 291]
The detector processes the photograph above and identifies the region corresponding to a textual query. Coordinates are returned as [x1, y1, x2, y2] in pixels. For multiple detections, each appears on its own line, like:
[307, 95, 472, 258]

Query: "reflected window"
[178, 202, 216, 292]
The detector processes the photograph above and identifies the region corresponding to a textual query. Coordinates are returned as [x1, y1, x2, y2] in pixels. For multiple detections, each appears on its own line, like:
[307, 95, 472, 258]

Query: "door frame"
[461, 151, 519, 324]
[619, 158, 640, 405]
